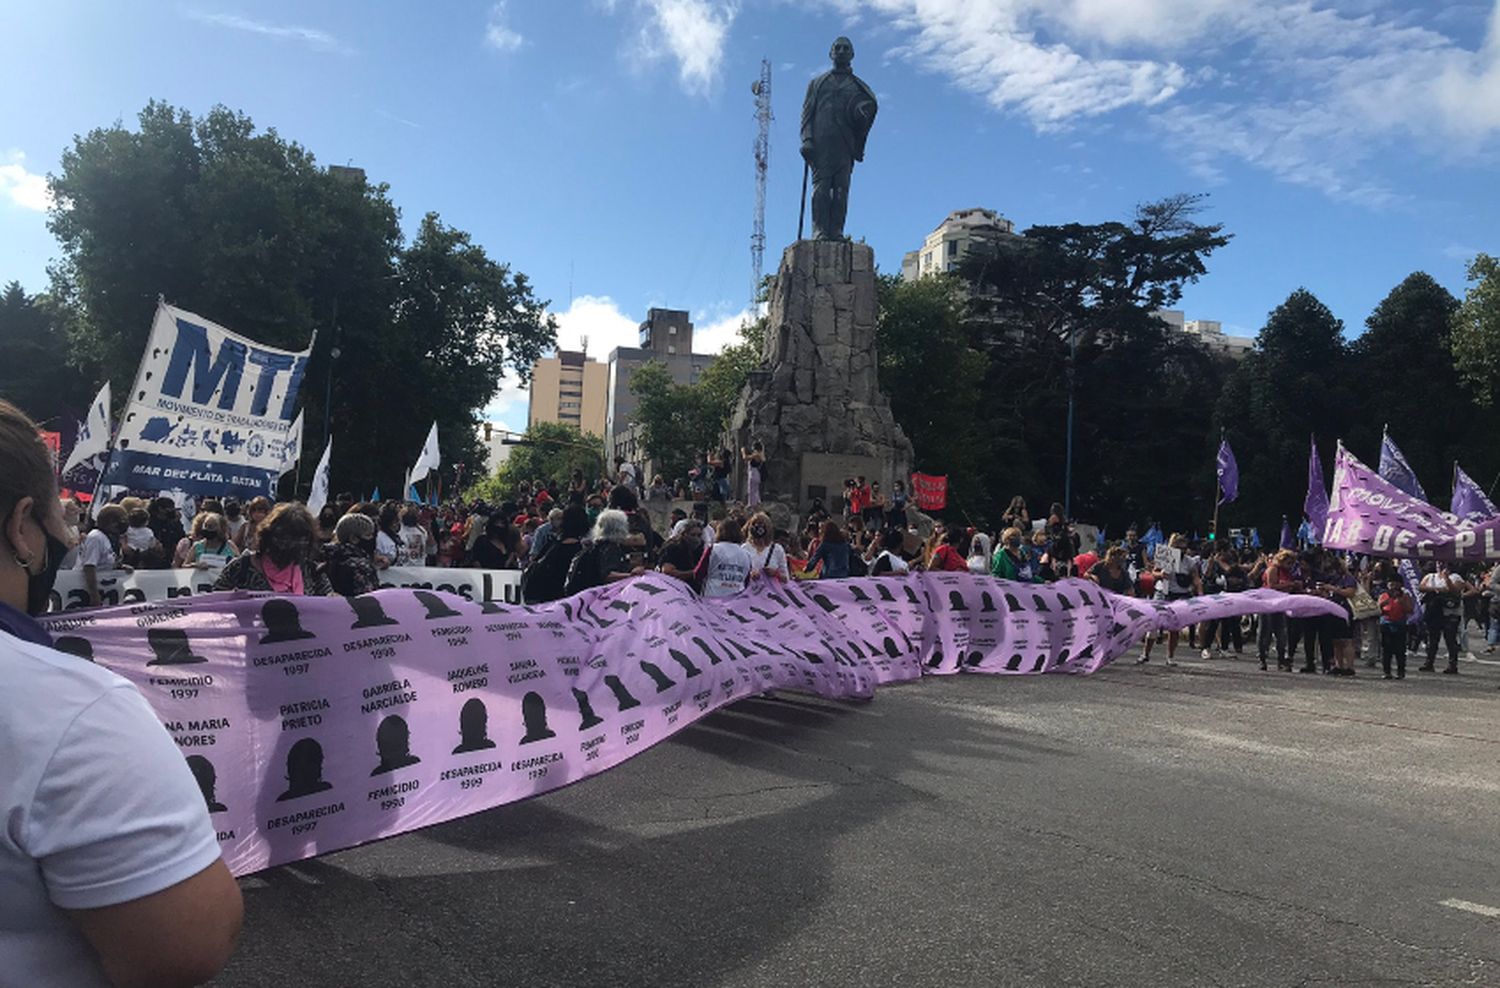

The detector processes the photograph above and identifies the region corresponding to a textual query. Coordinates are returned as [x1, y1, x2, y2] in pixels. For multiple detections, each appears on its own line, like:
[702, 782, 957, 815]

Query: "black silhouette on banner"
[146, 627, 208, 666]
[518, 691, 556, 744]
[260, 599, 317, 645]
[186, 754, 228, 813]
[639, 660, 676, 693]
[371, 715, 422, 775]
[572, 687, 605, 730]
[666, 648, 703, 678]
[349, 595, 400, 629]
[278, 738, 333, 801]
[414, 590, 462, 620]
[604, 675, 641, 711]
[453, 698, 497, 754]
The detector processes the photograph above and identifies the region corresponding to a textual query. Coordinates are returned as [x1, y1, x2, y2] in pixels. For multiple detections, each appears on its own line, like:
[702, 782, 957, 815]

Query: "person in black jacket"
[522, 506, 590, 604]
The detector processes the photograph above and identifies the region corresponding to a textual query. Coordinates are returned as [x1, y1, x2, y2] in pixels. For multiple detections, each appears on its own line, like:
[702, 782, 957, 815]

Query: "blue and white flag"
[61, 381, 111, 477]
[99, 302, 312, 498]
[306, 436, 332, 518]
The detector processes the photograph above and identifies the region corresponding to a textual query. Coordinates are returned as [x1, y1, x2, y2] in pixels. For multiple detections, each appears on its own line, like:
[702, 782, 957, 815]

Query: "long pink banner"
[40, 574, 1340, 875]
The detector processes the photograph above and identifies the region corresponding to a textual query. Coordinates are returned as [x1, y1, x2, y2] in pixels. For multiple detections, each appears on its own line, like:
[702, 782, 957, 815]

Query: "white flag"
[307, 436, 332, 517]
[61, 382, 111, 476]
[277, 412, 305, 477]
[407, 422, 440, 489]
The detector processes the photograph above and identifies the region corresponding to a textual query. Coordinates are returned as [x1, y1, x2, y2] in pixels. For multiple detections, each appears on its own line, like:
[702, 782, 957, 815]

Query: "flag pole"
[1210, 428, 1222, 545]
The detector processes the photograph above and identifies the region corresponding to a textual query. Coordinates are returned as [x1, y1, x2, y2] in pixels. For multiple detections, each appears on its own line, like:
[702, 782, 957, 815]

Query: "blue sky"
[3, 1, 1499, 433]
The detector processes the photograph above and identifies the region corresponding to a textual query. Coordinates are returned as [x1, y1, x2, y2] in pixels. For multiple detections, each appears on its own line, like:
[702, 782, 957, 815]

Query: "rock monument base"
[729, 240, 913, 519]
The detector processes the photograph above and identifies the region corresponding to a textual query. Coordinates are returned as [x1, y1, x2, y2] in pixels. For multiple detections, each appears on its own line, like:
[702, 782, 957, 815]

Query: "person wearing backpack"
[523, 506, 589, 604]
[563, 509, 641, 597]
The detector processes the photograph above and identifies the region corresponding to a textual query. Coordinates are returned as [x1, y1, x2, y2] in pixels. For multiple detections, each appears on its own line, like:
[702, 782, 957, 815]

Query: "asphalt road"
[212, 647, 1500, 988]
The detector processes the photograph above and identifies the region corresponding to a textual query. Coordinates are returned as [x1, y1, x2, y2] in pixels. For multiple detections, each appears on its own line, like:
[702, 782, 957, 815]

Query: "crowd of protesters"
[43, 451, 1500, 682]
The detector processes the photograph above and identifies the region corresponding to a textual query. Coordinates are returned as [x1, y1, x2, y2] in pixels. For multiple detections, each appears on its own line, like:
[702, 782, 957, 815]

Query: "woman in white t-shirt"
[1140, 533, 1201, 666]
[967, 532, 993, 575]
[0, 398, 242, 987]
[744, 511, 787, 582]
[695, 516, 753, 598]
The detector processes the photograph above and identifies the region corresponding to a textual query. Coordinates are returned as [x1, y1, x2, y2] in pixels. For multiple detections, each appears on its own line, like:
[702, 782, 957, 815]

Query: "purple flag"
[1279, 517, 1293, 549]
[1377, 431, 1428, 502]
[1304, 436, 1328, 538]
[1324, 444, 1500, 560]
[1451, 463, 1498, 522]
[41, 575, 1341, 877]
[1216, 439, 1239, 504]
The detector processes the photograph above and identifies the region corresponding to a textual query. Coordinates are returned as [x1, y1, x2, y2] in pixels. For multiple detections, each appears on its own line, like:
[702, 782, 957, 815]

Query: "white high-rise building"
[901, 208, 1017, 281]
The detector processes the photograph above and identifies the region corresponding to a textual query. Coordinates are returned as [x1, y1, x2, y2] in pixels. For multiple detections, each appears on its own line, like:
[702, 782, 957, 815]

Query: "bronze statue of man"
[800, 36, 878, 241]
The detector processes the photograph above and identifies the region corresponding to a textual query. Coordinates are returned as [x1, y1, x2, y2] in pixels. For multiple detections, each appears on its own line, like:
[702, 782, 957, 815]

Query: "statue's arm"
[800, 77, 818, 158]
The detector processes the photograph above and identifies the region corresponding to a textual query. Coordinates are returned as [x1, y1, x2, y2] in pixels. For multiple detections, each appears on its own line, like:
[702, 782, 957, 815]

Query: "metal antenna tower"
[750, 58, 772, 309]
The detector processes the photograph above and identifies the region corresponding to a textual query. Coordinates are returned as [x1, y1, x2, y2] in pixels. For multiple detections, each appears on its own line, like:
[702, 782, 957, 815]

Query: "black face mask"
[27, 531, 70, 617]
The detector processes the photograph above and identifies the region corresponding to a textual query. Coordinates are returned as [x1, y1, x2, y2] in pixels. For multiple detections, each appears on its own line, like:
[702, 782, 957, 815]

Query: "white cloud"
[691, 307, 756, 354]
[484, 1, 524, 52]
[626, 0, 739, 95]
[553, 294, 642, 354]
[817, 0, 1500, 205]
[0, 151, 51, 212]
[183, 9, 352, 54]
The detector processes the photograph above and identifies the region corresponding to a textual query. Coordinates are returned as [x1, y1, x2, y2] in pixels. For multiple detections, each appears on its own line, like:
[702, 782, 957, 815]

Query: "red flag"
[910, 473, 947, 511]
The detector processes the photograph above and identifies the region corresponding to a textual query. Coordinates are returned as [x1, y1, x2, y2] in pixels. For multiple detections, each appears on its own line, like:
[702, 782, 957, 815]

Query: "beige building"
[604, 308, 714, 464]
[528, 350, 608, 436]
[901, 207, 1017, 280]
[1155, 310, 1254, 359]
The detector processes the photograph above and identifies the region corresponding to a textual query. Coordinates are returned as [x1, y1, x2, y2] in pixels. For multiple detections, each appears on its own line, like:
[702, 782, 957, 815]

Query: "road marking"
[1440, 898, 1500, 918]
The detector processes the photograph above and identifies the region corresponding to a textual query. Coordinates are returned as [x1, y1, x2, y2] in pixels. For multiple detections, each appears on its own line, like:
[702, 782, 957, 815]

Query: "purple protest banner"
[1216, 439, 1239, 504]
[1304, 436, 1328, 535]
[41, 574, 1340, 877]
[1324, 444, 1500, 560]
[1451, 462, 1497, 522]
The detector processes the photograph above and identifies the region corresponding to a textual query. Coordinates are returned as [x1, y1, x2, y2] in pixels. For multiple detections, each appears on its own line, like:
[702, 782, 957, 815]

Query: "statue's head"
[829, 36, 854, 69]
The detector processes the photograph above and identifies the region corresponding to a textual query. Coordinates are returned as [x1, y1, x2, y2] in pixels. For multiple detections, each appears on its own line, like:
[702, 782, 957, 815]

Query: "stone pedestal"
[728, 240, 913, 516]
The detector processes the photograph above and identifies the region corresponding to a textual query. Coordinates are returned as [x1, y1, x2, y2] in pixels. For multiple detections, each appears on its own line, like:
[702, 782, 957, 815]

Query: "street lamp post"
[1064, 321, 1076, 519]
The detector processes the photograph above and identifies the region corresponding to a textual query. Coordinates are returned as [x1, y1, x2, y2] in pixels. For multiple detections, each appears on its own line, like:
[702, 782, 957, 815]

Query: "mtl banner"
[41, 573, 1340, 877]
[99, 303, 312, 499]
[1323, 444, 1500, 560]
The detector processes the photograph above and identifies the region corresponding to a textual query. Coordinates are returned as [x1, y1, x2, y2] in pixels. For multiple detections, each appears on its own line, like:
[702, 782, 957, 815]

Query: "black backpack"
[563, 542, 605, 597]
[522, 541, 580, 604]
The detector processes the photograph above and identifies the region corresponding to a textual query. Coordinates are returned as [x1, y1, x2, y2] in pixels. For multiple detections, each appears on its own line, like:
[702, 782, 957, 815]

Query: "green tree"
[468, 421, 605, 501]
[629, 361, 723, 483]
[45, 101, 554, 496]
[1215, 289, 1353, 528]
[957, 193, 1232, 530]
[0, 282, 93, 426]
[1452, 254, 1500, 405]
[694, 317, 764, 416]
[1345, 272, 1466, 481]
[875, 273, 989, 516]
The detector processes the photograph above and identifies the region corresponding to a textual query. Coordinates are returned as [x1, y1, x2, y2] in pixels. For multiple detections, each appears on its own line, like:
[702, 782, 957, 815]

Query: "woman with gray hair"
[323, 511, 380, 597]
[564, 508, 644, 595]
